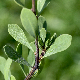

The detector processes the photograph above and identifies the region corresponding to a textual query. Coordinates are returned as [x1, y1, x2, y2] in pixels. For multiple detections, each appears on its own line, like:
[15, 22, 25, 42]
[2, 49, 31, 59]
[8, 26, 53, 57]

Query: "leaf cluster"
[0, 0, 72, 80]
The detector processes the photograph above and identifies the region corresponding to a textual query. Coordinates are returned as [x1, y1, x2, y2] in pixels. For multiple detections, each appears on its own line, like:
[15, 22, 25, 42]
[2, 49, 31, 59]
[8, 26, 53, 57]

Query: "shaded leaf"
[40, 28, 46, 42]
[16, 44, 26, 77]
[16, 43, 22, 56]
[45, 31, 51, 41]
[45, 32, 51, 48]
[14, 0, 25, 7]
[19, 64, 26, 77]
[20, 8, 38, 38]
[37, 0, 51, 15]
[4, 45, 32, 67]
[8, 24, 33, 52]
[4, 58, 12, 80]
[46, 33, 57, 50]
[38, 16, 47, 31]
[44, 34, 72, 57]
[4, 45, 21, 61]
[49, 33, 57, 45]
[38, 37, 44, 50]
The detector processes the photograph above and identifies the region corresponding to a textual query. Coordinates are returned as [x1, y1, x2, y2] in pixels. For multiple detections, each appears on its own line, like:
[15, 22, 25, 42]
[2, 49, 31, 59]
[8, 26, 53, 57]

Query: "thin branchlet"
[31, 0, 36, 15]
[24, 0, 40, 80]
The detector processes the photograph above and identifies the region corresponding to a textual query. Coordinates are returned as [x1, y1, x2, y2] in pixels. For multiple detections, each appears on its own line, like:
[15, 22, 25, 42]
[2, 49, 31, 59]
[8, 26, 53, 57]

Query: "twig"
[31, 0, 36, 15]
[39, 49, 46, 62]
[24, 68, 36, 80]
[24, 0, 40, 80]
[34, 38, 39, 68]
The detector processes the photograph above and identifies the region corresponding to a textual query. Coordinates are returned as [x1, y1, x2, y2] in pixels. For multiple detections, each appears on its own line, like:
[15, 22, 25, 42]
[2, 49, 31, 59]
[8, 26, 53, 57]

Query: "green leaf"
[30, 41, 36, 52]
[11, 75, 16, 80]
[27, 50, 35, 72]
[50, 33, 57, 44]
[28, 42, 35, 72]
[46, 33, 57, 50]
[4, 58, 12, 80]
[20, 8, 38, 38]
[40, 28, 46, 42]
[16, 43, 22, 56]
[38, 37, 44, 49]
[0, 56, 6, 75]
[45, 31, 51, 41]
[4, 45, 32, 67]
[4, 45, 21, 61]
[37, 0, 51, 15]
[16, 44, 26, 77]
[44, 34, 72, 57]
[38, 16, 47, 31]
[14, 0, 25, 7]
[8, 24, 33, 52]
[0, 57, 12, 80]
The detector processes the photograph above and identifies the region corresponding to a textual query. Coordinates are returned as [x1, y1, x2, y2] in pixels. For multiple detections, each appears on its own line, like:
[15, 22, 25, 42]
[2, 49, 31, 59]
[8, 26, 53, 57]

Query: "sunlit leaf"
[20, 8, 38, 38]
[0, 56, 6, 75]
[30, 41, 36, 52]
[11, 75, 16, 80]
[44, 34, 72, 57]
[8, 24, 34, 52]
[40, 28, 46, 42]
[4, 58, 12, 80]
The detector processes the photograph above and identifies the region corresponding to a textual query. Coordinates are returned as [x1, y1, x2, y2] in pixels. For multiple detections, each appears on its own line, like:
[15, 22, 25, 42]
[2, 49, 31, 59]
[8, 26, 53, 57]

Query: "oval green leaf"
[27, 50, 35, 72]
[37, 0, 51, 15]
[4, 45, 21, 61]
[40, 28, 46, 42]
[38, 16, 47, 31]
[0, 56, 6, 75]
[44, 34, 72, 57]
[4, 58, 12, 80]
[20, 8, 38, 38]
[8, 24, 33, 52]
[27, 42, 35, 72]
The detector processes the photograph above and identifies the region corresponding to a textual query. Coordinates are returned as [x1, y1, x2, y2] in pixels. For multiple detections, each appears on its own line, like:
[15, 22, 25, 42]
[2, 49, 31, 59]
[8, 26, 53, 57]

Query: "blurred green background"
[0, 0, 80, 80]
